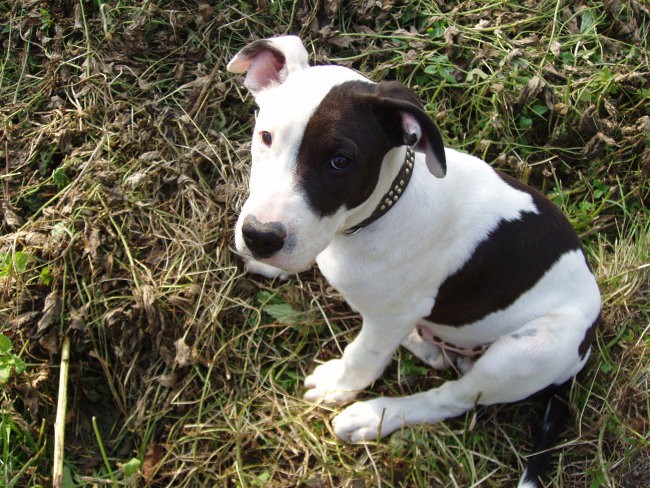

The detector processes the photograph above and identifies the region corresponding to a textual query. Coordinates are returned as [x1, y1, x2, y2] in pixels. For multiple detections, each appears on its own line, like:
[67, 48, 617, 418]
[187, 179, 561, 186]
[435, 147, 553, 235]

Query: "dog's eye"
[260, 131, 273, 146]
[330, 155, 351, 171]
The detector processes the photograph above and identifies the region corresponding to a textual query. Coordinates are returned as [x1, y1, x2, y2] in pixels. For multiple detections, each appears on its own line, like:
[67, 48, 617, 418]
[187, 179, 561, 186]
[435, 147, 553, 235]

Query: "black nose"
[241, 215, 287, 258]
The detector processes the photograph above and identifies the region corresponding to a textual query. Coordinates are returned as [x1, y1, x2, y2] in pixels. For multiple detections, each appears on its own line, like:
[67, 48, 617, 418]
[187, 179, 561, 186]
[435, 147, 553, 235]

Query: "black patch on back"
[426, 173, 585, 326]
[295, 81, 395, 216]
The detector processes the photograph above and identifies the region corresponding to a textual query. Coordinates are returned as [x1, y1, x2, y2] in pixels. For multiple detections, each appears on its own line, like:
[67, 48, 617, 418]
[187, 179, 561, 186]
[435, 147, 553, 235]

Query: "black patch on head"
[295, 81, 394, 216]
[578, 313, 600, 358]
[295, 80, 446, 216]
[427, 172, 587, 326]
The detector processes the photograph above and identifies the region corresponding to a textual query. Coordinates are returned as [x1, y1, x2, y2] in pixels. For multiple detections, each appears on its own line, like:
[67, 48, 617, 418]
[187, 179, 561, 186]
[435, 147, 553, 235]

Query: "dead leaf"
[143, 443, 164, 481]
[324, 0, 344, 17]
[10, 311, 40, 328]
[174, 337, 196, 367]
[550, 40, 562, 57]
[84, 227, 101, 260]
[596, 131, 617, 146]
[37, 291, 61, 333]
[552, 102, 569, 115]
[475, 19, 490, 30]
[137, 285, 159, 330]
[24, 231, 48, 247]
[518, 75, 546, 105]
[70, 304, 89, 331]
[157, 372, 178, 388]
[501, 48, 524, 66]
[444, 26, 460, 45]
[139, 151, 161, 162]
[4, 205, 24, 229]
[38, 331, 59, 354]
[103, 307, 125, 328]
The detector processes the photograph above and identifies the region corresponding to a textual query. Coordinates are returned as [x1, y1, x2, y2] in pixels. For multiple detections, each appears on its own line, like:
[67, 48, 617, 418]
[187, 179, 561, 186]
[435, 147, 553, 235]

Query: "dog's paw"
[243, 258, 289, 280]
[304, 359, 360, 405]
[332, 398, 401, 443]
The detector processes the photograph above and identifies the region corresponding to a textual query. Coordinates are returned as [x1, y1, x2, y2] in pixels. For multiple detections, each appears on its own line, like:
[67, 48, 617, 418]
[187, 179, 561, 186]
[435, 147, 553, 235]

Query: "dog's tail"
[517, 381, 571, 488]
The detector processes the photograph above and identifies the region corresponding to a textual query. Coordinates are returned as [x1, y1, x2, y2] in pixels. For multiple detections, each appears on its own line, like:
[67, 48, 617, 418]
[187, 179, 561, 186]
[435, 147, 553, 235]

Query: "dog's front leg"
[304, 313, 415, 405]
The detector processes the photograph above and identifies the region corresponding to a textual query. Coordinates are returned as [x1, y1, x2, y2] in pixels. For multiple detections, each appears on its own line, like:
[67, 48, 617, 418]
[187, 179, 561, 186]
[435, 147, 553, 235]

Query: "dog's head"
[228, 36, 446, 273]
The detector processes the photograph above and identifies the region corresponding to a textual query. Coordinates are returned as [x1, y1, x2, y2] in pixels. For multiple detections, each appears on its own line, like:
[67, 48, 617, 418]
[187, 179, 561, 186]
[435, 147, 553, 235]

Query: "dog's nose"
[241, 215, 287, 258]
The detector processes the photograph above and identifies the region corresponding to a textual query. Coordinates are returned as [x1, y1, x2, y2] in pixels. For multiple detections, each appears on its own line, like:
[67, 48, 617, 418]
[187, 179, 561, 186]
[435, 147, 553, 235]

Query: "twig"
[188, 52, 224, 119]
[3, 140, 8, 200]
[53, 335, 71, 488]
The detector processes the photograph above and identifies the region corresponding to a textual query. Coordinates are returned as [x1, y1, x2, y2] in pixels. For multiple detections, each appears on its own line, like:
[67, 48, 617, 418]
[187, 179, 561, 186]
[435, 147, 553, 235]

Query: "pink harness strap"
[416, 324, 489, 359]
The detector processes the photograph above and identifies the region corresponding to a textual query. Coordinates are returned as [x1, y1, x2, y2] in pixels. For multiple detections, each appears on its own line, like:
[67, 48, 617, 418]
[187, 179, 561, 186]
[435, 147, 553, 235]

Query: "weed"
[0, 335, 25, 384]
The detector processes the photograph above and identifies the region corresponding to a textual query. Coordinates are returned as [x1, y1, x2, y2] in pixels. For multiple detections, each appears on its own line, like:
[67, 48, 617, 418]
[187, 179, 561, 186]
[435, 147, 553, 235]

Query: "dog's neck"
[343, 146, 415, 235]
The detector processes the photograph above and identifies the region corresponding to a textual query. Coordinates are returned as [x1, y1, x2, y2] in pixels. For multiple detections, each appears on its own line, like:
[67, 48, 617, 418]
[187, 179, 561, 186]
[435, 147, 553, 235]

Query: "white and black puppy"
[227, 36, 601, 488]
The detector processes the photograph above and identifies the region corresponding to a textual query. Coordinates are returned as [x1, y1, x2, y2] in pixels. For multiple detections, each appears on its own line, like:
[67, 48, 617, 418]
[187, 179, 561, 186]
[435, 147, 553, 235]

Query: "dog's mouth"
[234, 232, 312, 275]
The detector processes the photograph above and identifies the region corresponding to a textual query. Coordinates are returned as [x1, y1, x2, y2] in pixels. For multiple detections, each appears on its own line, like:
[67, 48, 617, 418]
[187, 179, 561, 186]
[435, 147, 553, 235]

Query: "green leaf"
[426, 22, 446, 39]
[439, 67, 457, 83]
[53, 167, 71, 189]
[40, 266, 53, 285]
[13, 357, 26, 374]
[122, 457, 141, 477]
[588, 468, 607, 488]
[531, 103, 549, 116]
[519, 116, 533, 129]
[0, 334, 12, 354]
[13, 252, 29, 273]
[62, 465, 78, 488]
[423, 64, 438, 75]
[580, 9, 596, 35]
[256, 290, 273, 304]
[263, 303, 303, 325]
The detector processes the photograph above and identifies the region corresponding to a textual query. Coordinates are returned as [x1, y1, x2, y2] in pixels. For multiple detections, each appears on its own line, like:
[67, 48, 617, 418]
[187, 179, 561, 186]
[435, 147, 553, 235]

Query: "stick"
[53, 335, 70, 488]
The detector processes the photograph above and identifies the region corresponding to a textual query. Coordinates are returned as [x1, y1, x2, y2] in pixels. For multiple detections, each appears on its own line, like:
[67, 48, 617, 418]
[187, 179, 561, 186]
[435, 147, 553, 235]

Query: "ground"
[0, 1, 648, 487]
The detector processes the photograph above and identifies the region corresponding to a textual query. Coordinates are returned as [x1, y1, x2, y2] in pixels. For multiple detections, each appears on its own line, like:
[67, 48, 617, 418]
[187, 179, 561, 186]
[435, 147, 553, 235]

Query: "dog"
[227, 36, 601, 487]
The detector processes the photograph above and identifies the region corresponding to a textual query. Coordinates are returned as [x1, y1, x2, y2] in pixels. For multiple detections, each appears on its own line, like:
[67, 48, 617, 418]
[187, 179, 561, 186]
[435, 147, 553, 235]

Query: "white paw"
[332, 398, 402, 442]
[304, 359, 360, 405]
[243, 258, 289, 279]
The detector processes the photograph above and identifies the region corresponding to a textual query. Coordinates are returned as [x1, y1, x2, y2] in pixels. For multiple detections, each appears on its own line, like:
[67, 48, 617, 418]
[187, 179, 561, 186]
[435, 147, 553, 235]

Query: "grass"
[0, 0, 648, 486]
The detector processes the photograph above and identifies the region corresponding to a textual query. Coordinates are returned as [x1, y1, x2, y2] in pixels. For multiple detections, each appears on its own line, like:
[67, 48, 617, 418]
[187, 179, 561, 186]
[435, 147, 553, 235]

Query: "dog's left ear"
[371, 81, 446, 178]
[227, 35, 309, 97]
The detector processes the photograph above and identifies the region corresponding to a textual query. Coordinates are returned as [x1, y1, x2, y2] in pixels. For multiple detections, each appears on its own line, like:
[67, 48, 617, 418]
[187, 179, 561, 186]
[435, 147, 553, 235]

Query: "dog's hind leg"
[400, 328, 453, 370]
[331, 310, 594, 444]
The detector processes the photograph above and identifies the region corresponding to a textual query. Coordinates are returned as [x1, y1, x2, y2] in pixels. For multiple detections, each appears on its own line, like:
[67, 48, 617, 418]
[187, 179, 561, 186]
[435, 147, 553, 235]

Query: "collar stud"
[343, 147, 415, 235]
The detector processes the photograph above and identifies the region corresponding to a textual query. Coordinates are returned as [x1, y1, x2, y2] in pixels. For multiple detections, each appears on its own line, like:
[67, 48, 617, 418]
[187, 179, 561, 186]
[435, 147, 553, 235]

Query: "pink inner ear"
[400, 112, 422, 145]
[244, 50, 285, 93]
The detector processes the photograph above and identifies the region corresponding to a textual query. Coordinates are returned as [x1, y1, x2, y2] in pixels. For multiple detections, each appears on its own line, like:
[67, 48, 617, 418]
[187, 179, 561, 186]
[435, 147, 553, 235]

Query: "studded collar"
[343, 146, 415, 235]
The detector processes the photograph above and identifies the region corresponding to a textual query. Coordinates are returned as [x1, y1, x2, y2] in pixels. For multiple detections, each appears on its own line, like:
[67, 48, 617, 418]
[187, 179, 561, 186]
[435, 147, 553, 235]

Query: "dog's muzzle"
[241, 215, 287, 258]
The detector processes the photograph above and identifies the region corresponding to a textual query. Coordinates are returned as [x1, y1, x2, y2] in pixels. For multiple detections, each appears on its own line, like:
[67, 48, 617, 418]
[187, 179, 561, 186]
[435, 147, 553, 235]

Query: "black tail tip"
[519, 380, 572, 487]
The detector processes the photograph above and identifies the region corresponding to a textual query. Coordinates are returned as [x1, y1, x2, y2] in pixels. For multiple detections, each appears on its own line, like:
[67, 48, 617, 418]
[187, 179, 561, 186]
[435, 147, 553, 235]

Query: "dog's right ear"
[227, 36, 309, 97]
[371, 81, 447, 178]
